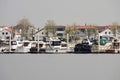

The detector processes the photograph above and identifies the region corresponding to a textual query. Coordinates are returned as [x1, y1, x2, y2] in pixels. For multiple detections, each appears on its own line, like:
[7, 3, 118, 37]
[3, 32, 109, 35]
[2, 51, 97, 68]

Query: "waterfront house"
[76, 25, 95, 39]
[0, 26, 13, 41]
[56, 26, 66, 39]
[13, 31, 22, 41]
[32, 28, 46, 41]
[98, 26, 113, 37]
[99, 28, 113, 37]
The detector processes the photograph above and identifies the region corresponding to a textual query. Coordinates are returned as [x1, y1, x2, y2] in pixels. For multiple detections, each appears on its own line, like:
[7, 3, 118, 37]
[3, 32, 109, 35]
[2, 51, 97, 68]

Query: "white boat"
[0, 40, 18, 52]
[29, 41, 46, 53]
[16, 41, 23, 47]
[16, 40, 36, 52]
[45, 37, 74, 53]
[105, 39, 120, 53]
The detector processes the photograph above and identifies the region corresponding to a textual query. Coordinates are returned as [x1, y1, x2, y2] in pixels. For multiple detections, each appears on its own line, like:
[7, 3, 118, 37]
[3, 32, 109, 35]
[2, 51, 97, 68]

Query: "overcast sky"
[0, 0, 120, 27]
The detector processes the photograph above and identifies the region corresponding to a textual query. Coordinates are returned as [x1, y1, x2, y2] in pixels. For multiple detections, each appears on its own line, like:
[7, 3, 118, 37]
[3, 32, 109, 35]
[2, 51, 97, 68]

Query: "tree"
[87, 25, 97, 39]
[44, 20, 57, 37]
[14, 17, 34, 40]
[111, 22, 119, 37]
[71, 23, 79, 41]
[65, 25, 74, 42]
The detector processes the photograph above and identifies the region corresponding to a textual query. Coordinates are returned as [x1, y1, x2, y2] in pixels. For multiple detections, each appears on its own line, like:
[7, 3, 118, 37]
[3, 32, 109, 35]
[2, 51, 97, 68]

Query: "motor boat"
[29, 41, 46, 53]
[16, 40, 36, 52]
[45, 37, 74, 53]
[74, 39, 92, 53]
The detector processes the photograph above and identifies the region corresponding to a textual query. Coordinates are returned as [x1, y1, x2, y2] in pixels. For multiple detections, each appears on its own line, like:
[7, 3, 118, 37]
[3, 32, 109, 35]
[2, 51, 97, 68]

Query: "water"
[0, 54, 120, 80]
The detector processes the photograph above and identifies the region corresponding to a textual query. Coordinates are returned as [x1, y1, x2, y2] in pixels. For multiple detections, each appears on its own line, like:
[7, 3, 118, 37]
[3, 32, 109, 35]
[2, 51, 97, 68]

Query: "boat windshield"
[23, 42, 29, 47]
[36, 44, 43, 48]
[11, 41, 17, 45]
[61, 44, 67, 47]
[5, 41, 17, 45]
[51, 41, 61, 46]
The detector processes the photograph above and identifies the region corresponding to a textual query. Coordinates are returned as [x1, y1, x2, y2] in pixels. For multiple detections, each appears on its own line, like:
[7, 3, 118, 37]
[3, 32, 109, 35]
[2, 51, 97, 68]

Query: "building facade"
[0, 26, 13, 41]
[56, 26, 66, 38]
[99, 28, 113, 37]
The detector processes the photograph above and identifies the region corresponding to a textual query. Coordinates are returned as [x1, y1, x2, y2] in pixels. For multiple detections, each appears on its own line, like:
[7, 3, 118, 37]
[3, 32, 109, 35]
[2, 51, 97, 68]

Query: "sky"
[0, 0, 120, 27]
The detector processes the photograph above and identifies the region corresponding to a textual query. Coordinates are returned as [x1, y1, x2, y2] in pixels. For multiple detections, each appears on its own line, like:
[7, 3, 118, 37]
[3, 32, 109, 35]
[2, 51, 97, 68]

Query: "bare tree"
[44, 20, 57, 37]
[14, 17, 34, 40]
[111, 22, 119, 37]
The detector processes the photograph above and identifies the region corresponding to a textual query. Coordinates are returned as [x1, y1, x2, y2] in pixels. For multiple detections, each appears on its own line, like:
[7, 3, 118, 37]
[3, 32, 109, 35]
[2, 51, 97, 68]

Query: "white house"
[13, 31, 22, 41]
[99, 28, 113, 37]
[56, 26, 66, 38]
[0, 26, 13, 41]
[33, 28, 46, 41]
[0, 26, 22, 41]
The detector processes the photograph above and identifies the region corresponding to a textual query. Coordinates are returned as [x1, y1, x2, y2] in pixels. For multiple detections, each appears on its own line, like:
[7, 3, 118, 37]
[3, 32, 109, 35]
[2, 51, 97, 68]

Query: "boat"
[16, 41, 23, 47]
[45, 37, 74, 53]
[74, 39, 92, 53]
[105, 39, 120, 53]
[0, 40, 19, 52]
[16, 40, 36, 52]
[29, 41, 46, 53]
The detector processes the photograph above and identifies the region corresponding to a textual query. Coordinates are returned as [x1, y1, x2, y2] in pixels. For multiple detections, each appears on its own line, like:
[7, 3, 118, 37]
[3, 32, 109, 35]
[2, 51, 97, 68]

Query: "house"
[0, 26, 21, 41]
[96, 26, 114, 41]
[99, 28, 113, 37]
[97, 26, 113, 37]
[56, 26, 66, 38]
[76, 25, 95, 39]
[0, 26, 13, 41]
[32, 27, 46, 41]
[27, 27, 37, 40]
[116, 28, 120, 39]
[13, 31, 22, 41]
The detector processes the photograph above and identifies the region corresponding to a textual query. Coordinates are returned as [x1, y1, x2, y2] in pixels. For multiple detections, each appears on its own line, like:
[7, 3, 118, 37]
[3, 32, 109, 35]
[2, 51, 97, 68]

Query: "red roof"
[1, 26, 13, 33]
[98, 26, 112, 32]
[15, 31, 20, 35]
[76, 26, 95, 29]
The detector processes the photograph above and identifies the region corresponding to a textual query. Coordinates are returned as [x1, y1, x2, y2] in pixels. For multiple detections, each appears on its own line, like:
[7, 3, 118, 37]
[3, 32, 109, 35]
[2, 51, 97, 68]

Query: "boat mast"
[9, 34, 11, 52]
[67, 34, 69, 50]
[97, 29, 100, 53]
[37, 32, 39, 53]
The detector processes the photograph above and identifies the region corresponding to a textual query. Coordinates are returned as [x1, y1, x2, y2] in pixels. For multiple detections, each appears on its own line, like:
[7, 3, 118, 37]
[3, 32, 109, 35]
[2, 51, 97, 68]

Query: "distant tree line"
[13, 18, 120, 40]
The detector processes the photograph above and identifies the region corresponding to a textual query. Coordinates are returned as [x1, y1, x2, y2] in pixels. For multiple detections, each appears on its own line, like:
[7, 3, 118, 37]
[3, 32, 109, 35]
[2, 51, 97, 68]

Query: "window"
[57, 33, 63, 36]
[11, 41, 17, 45]
[6, 32, 8, 35]
[57, 28, 64, 31]
[23, 42, 29, 46]
[61, 44, 67, 47]
[51, 41, 61, 46]
[109, 32, 111, 34]
[2, 32, 4, 35]
[80, 29, 85, 32]
[6, 36, 9, 39]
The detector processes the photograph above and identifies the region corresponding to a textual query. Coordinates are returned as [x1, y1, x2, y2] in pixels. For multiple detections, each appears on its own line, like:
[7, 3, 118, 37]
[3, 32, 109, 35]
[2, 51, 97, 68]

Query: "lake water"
[0, 54, 120, 80]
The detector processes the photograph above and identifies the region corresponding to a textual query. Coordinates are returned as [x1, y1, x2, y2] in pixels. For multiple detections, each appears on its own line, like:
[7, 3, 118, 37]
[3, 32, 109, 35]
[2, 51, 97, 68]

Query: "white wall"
[14, 35, 21, 41]
[99, 29, 113, 37]
[0, 29, 11, 40]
